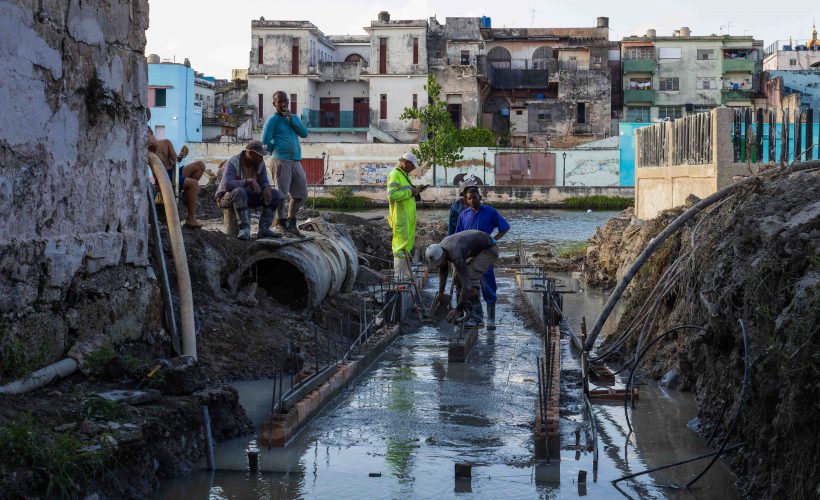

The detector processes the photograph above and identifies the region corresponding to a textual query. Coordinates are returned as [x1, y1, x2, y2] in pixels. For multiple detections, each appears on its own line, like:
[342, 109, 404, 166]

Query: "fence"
[635, 112, 712, 167]
[730, 107, 819, 164]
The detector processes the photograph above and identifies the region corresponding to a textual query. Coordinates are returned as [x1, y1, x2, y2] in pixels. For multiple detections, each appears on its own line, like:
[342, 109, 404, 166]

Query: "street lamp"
[482, 151, 487, 185]
[562, 152, 567, 187]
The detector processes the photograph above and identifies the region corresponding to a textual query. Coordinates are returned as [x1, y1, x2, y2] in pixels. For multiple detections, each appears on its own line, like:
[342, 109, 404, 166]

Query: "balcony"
[624, 89, 656, 104]
[722, 58, 755, 73]
[300, 109, 371, 132]
[623, 59, 656, 73]
[311, 61, 368, 81]
[721, 89, 754, 103]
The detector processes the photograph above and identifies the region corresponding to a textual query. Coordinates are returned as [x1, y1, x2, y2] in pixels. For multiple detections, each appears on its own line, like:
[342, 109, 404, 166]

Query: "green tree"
[454, 127, 496, 147]
[400, 74, 463, 179]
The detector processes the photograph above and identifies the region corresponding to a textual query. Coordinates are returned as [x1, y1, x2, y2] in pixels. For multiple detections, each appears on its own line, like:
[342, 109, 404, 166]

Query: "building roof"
[622, 34, 755, 43]
[367, 19, 427, 29]
[484, 27, 607, 41]
[251, 20, 317, 29]
[327, 35, 370, 44]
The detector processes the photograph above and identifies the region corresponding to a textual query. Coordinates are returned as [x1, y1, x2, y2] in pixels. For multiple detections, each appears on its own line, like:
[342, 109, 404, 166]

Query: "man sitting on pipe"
[215, 140, 285, 240]
[147, 127, 206, 228]
[426, 230, 500, 328]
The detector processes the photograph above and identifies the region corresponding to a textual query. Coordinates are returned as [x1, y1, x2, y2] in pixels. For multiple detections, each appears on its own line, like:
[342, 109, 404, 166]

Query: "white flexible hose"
[148, 152, 197, 359]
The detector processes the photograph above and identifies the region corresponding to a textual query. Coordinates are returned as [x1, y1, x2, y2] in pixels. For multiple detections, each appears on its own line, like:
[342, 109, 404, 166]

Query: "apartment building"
[622, 28, 762, 122]
[247, 12, 427, 143]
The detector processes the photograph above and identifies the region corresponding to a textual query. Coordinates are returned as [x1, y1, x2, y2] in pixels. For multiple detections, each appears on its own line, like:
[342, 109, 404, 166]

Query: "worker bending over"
[426, 230, 500, 328]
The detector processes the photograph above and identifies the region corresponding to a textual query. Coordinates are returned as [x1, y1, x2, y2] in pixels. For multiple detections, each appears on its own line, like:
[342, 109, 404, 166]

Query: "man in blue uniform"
[455, 187, 510, 330]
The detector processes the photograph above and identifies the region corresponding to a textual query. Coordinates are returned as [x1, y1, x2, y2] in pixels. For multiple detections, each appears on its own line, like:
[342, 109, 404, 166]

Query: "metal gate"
[495, 152, 556, 186]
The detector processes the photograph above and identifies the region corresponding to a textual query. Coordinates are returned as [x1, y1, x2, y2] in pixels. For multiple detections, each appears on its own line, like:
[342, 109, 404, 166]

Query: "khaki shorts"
[467, 246, 499, 290]
[272, 159, 308, 199]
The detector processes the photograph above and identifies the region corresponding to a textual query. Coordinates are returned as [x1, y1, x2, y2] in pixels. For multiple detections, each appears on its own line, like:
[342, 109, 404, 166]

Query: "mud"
[582, 170, 820, 498]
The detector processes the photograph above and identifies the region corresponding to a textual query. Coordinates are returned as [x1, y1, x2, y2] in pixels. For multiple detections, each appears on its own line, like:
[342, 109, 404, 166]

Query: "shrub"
[563, 195, 634, 210]
[454, 127, 495, 147]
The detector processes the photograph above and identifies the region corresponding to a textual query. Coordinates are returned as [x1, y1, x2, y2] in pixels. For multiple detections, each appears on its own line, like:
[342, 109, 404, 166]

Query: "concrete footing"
[262, 323, 401, 447]
[448, 326, 478, 363]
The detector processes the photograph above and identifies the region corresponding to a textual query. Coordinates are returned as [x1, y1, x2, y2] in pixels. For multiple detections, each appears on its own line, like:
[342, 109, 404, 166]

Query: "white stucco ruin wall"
[0, 0, 150, 372]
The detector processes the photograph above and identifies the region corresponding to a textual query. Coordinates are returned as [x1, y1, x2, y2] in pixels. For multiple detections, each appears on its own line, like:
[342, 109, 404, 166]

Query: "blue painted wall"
[618, 122, 652, 187]
[148, 63, 201, 150]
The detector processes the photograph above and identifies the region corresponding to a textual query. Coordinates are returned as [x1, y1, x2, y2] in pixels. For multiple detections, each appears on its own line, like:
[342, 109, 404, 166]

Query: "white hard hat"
[400, 152, 419, 169]
[425, 244, 445, 266]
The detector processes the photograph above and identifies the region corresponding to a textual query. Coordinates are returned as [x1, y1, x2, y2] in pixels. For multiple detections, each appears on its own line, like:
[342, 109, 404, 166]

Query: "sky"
[145, 0, 818, 79]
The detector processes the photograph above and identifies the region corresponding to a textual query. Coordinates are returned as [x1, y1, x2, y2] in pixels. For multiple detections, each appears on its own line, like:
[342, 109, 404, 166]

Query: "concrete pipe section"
[227, 219, 359, 309]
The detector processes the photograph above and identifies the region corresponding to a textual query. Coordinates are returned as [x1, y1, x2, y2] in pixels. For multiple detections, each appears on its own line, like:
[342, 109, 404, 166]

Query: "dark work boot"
[273, 218, 288, 237]
[257, 206, 282, 239]
[234, 206, 251, 240]
[286, 217, 303, 237]
[487, 303, 496, 331]
[467, 297, 484, 328]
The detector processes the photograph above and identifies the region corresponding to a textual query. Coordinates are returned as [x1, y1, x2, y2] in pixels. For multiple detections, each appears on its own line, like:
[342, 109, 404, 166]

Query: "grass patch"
[308, 186, 374, 209]
[563, 195, 634, 211]
[0, 338, 49, 379]
[0, 417, 110, 497]
[82, 344, 117, 377]
[81, 395, 129, 422]
[556, 241, 589, 260]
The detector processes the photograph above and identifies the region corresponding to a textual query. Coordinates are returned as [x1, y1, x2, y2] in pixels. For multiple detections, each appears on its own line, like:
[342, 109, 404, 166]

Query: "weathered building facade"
[247, 12, 427, 144]
[0, 0, 151, 373]
[622, 28, 763, 122]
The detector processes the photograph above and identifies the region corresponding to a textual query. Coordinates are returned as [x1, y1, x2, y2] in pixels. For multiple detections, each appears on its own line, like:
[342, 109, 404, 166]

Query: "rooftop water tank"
[481, 16, 492, 28]
[147, 53, 160, 64]
[378, 11, 390, 22]
[596, 17, 609, 29]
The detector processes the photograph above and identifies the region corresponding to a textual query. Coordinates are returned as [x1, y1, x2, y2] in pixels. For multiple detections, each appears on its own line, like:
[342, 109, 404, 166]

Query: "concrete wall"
[653, 39, 723, 107]
[432, 65, 480, 128]
[633, 108, 765, 219]
[308, 184, 633, 207]
[149, 63, 202, 148]
[248, 76, 313, 123]
[763, 51, 820, 71]
[368, 75, 427, 141]
[0, 0, 150, 374]
[368, 26, 428, 75]
[187, 142, 622, 188]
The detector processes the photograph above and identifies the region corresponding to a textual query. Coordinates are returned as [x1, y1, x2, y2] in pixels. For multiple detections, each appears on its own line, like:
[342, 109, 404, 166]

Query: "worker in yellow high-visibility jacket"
[387, 152, 426, 279]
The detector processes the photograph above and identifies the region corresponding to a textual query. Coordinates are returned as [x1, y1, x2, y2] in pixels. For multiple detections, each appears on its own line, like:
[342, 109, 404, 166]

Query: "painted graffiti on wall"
[452, 172, 484, 186]
[359, 163, 394, 185]
[565, 158, 620, 187]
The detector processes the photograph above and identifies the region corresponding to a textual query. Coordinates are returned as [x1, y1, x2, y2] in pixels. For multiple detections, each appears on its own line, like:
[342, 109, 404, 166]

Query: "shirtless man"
[147, 127, 205, 228]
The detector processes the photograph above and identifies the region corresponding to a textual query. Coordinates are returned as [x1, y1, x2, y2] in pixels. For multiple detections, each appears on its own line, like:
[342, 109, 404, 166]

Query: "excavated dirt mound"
[583, 170, 820, 499]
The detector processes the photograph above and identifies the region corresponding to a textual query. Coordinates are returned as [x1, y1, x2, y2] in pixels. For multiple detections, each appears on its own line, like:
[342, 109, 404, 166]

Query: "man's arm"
[447, 202, 460, 236]
[257, 162, 271, 190]
[387, 171, 413, 202]
[453, 256, 472, 311]
[261, 116, 274, 153]
[222, 161, 244, 191]
[437, 263, 449, 295]
[494, 209, 511, 240]
[289, 114, 309, 138]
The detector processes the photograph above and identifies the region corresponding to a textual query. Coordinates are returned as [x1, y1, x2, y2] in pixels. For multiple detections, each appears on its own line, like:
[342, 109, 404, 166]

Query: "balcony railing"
[722, 58, 755, 73]
[624, 89, 656, 104]
[300, 109, 371, 130]
[721, 89, 754, 103]
[623, 59, 656, 73]
[313, 61, 369, 80]
[479, 58, 552, 89]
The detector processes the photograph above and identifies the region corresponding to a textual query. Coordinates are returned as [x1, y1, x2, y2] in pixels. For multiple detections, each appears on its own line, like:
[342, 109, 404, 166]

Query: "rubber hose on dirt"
[227, 219, 359, 309]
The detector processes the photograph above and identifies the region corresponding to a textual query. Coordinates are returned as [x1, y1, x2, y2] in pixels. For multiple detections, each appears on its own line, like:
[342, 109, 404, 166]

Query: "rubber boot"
[487, 303, 496, 331]
[286, 217, 303, 237]
[256, 206, 282, 239]
[235, 206, 251, 241]
[273, 218, 288, 237]
[466, 297, 484, 328]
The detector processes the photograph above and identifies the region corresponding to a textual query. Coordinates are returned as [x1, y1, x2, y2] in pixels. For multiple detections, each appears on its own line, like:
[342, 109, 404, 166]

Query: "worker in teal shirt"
[455, 186, 510, 330]
[261, 91, 309, 236]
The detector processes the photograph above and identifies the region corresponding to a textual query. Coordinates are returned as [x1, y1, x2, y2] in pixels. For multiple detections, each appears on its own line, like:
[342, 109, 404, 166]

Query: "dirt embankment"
[582, 170, 820, 499]
[0, 200, 446, 498]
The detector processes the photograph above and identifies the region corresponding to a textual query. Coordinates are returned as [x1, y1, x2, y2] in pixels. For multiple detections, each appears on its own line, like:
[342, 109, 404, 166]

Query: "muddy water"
[155, 210, 739, 499]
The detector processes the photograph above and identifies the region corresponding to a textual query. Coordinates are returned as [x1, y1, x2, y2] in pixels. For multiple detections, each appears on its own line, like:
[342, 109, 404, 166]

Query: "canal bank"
[155, 269, 739, 499]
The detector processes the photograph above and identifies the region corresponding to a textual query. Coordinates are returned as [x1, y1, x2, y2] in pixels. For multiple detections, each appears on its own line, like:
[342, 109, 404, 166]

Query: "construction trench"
[154, 210, 742, 498]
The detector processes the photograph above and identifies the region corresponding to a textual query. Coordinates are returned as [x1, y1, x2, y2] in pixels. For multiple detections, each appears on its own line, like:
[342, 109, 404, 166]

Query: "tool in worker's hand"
[428, 292, 452, 321]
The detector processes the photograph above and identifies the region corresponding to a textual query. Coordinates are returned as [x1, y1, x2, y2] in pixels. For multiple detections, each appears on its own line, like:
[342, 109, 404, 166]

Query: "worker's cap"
[400, 152, 419, 169]
[459, 180, 480, 196]
[425, 244, 445, 266]
[245, 140, 268, 158]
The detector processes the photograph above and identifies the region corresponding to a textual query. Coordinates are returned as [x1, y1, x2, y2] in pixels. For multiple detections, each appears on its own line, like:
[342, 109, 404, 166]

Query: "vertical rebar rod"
[807, 108, 815, 161]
